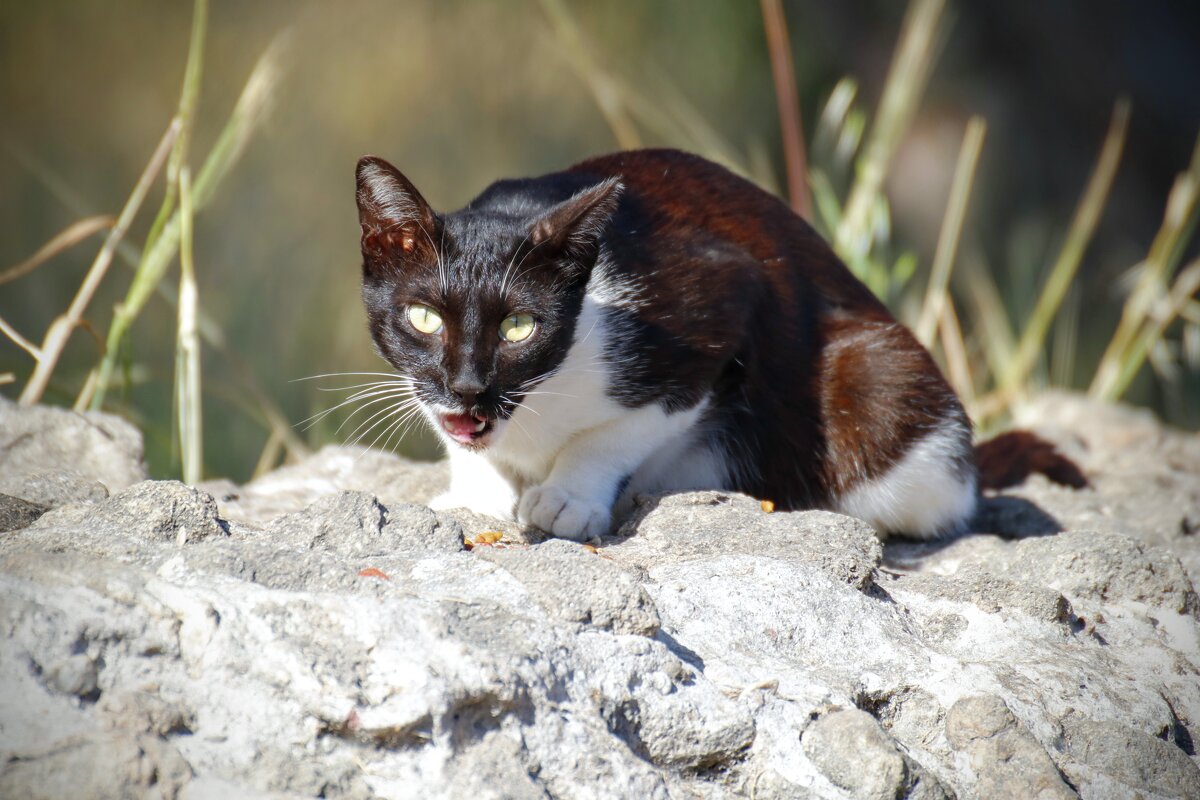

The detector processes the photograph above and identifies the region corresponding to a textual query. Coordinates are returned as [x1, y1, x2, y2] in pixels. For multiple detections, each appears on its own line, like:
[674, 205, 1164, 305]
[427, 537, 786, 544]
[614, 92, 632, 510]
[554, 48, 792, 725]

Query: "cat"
[354, 148, 1083, 542]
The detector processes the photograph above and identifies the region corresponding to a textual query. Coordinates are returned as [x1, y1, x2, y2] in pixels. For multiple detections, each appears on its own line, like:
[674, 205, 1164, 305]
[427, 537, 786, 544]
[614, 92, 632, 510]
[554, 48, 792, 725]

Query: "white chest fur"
[429, 294, 721, 540]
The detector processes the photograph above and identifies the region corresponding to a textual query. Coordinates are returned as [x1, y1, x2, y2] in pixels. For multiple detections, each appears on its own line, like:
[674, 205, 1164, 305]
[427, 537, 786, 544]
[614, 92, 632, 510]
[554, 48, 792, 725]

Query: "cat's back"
[566, 149, 885, 314]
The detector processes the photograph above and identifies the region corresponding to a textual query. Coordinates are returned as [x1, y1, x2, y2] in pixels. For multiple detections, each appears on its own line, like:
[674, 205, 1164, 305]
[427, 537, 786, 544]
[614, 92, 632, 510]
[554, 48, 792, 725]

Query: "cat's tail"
[973, 430, 1089, 491]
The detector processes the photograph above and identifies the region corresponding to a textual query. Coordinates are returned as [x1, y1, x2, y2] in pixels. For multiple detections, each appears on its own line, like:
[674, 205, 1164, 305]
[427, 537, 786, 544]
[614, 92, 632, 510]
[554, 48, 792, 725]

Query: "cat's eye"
[500, 313, 535, 343]
[407, 304, 444, 335]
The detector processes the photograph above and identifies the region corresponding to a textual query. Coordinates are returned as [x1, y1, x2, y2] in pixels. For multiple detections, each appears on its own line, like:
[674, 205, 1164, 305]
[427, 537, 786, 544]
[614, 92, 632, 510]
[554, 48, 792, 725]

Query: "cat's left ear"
[529, 177, 624, 259]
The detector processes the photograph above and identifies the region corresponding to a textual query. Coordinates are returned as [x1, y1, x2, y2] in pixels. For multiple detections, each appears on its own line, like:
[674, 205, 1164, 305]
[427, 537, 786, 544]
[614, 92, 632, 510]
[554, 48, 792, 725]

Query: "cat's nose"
[449, 378, 486, 407]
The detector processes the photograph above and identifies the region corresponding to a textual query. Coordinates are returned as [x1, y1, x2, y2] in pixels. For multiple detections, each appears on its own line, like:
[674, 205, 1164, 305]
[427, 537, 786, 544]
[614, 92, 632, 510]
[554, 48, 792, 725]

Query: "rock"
[0, 731, 193, 800]
[801, 707, 949, 800]
[1009, 392, 1200, 576]
[0, 492, 46, 532]
[0, 394, 145, 494]
[383, 501, 466, 555]
[609, 491, 882, 591]
[475, 538, 660, 636]
[944, 695, 1076, 799]
[30, 480, 227, 545]
[209, 445, 447, 526]
[1061, 717, 1200, 798]
[0, 471, 109, 509]
[0, 393, 1198, 799]
[45, 653, 99, 697]
[1014, 531, 1199, 616]
[900, 566, 1073, 625]
[261, 490, 464, 558]
[912, 530, 1199, 617]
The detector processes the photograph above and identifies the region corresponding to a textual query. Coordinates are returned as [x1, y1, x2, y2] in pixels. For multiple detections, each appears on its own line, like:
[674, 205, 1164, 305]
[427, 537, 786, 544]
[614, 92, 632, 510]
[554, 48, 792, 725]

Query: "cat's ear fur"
[530, 177, 623, 260]
[356, 156, 437, 262]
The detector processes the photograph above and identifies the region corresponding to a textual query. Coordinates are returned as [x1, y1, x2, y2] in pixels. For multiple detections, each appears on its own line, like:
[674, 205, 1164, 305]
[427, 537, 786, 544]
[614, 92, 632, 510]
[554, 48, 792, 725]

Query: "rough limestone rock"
[0, 493, 46, 532]
[944, 695, 1077, 799]
[0, 394, 145, 502]
[0, 392, 1198, 799]
[802, 707, 949, 799]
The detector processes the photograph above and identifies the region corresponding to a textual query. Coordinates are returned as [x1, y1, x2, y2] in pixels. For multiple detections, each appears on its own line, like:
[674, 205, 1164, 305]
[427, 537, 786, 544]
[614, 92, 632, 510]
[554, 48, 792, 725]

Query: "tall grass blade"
[1091, 134, 1200, 399]
[915, 115, 986, 346]
[91, 36, 285, 410]
[175, 166, 203, 484]
[937, 297, 974, 405]
[835, 0, 945, 264]
[18, 119, 180, 405]
[0, 313, 42, 359]
[537, 0, 641, 149]
[1098, 260, 1200, 400]
[760, 0, 812, 218]
[0, 216, 115, 286]
[138, 0, 208, 285]
[1001, 99, 1129, 396]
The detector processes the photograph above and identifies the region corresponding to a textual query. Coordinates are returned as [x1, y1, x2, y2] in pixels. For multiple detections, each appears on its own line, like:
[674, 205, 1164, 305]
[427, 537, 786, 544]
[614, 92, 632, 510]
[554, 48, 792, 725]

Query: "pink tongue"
[443, 413, 482, 438]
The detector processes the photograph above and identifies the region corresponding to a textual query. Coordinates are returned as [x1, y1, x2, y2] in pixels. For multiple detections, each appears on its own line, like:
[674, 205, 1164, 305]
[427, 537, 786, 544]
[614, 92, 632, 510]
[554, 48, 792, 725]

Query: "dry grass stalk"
[17, 119, 180, 405]
[915, 115, 986, 346]
[0, 216, 115, 286]
[175, 166, 203, 483]
[760, 0, 812, 219]
[999, 99, 1130, 397]
[1091, 136, 1200, 399]
[836, 0, 945, 261]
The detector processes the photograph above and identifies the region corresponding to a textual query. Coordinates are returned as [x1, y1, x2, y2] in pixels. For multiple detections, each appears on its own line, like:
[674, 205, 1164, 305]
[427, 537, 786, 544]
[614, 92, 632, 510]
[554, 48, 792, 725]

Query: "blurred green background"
[1, 0, 1198, 482]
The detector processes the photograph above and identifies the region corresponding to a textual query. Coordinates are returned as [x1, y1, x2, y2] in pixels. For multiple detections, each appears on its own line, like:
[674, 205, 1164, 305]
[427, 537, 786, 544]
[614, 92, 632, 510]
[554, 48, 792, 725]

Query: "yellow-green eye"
[500, 313, 535, 343]
[407, 304, 443, 335]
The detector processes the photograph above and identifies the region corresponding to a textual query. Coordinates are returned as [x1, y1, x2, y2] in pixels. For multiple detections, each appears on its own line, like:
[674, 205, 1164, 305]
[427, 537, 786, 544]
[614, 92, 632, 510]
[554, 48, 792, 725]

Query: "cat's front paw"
[517, 485, 611, 541]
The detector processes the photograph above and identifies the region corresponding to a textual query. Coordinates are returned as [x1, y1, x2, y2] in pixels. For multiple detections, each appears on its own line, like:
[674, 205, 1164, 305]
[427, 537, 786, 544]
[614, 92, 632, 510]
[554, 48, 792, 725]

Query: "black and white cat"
[354, 149, 1072, 541]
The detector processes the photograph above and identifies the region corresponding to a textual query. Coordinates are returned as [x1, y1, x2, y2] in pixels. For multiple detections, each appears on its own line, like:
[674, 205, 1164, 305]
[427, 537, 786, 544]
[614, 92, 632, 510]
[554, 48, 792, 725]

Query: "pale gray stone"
[945, 695, 1076, 799]
[0, 492, 46, 532]
[476, 538, 660, 636]
[1061, 717, 1200, 798]
[610, 491, 882, 590]
[802, 707, 949, 800]
[0, 471, 108, 509]
[0, 394, 1197, 799]
[0, 394, 145, 494]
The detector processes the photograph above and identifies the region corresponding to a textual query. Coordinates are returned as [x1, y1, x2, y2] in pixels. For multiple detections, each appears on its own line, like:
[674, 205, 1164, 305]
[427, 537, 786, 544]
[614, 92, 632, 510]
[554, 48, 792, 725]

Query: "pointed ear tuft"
[530, 177, 624, 256]
[356, 156, 436, 257]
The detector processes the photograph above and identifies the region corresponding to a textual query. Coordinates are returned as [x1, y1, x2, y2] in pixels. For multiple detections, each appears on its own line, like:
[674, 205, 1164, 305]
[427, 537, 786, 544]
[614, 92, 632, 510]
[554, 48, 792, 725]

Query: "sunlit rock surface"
[1, 392, 1197, 799]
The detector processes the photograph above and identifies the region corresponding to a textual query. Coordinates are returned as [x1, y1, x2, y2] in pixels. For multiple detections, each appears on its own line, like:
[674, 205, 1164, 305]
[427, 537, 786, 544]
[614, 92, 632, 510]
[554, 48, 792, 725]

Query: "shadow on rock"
[972, 494, 1064, 538]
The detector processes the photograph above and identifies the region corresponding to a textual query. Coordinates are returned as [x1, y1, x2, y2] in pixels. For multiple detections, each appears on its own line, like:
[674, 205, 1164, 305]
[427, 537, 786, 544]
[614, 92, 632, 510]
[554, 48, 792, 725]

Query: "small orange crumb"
[582, 543, 599, 554]
[358, 567, 390, 580]
[475, 530, 503, 544]
[760, 499, 776, 513]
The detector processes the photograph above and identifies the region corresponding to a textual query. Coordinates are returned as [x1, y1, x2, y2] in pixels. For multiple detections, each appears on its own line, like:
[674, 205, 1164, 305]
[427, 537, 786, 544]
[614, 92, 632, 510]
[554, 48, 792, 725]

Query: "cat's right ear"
[356, 156, 437, 262]
[529, 177, 624, 259]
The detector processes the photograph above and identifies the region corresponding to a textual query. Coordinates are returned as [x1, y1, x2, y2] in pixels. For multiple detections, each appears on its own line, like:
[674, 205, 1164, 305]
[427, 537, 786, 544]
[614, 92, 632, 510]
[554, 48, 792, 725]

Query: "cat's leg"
[429, 448, 520, 519]
[518, 402, 706, 541]
[615, 433, 731, 517]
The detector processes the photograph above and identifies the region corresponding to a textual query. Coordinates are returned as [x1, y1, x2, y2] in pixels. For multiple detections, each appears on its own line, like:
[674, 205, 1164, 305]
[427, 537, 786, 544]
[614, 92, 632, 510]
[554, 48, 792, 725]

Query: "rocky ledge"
[0, 392, 1197, 799]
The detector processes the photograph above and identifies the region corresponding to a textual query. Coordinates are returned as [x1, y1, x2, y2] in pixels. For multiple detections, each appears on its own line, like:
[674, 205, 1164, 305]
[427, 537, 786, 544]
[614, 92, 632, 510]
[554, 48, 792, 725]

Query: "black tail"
[974, 430, 1088, 491]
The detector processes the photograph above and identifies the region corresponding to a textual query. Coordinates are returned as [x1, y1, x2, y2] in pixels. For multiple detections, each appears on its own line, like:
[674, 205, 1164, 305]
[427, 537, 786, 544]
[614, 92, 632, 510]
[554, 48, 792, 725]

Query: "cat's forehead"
[442, 210, 529, 263]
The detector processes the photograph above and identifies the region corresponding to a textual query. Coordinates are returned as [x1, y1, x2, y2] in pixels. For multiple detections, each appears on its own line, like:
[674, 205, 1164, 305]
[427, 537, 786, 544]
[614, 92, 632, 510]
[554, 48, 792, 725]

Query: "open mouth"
[439, 411, 494, 446]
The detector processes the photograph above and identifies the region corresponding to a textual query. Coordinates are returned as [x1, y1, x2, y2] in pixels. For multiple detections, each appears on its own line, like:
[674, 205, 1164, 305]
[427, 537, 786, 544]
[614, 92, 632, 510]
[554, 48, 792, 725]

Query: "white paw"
[517, 485, 611, 541]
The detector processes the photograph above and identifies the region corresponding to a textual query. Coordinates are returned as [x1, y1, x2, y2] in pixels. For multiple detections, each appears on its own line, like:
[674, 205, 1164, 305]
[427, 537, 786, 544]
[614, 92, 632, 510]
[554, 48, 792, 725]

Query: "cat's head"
[355, 155, 621, 450]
